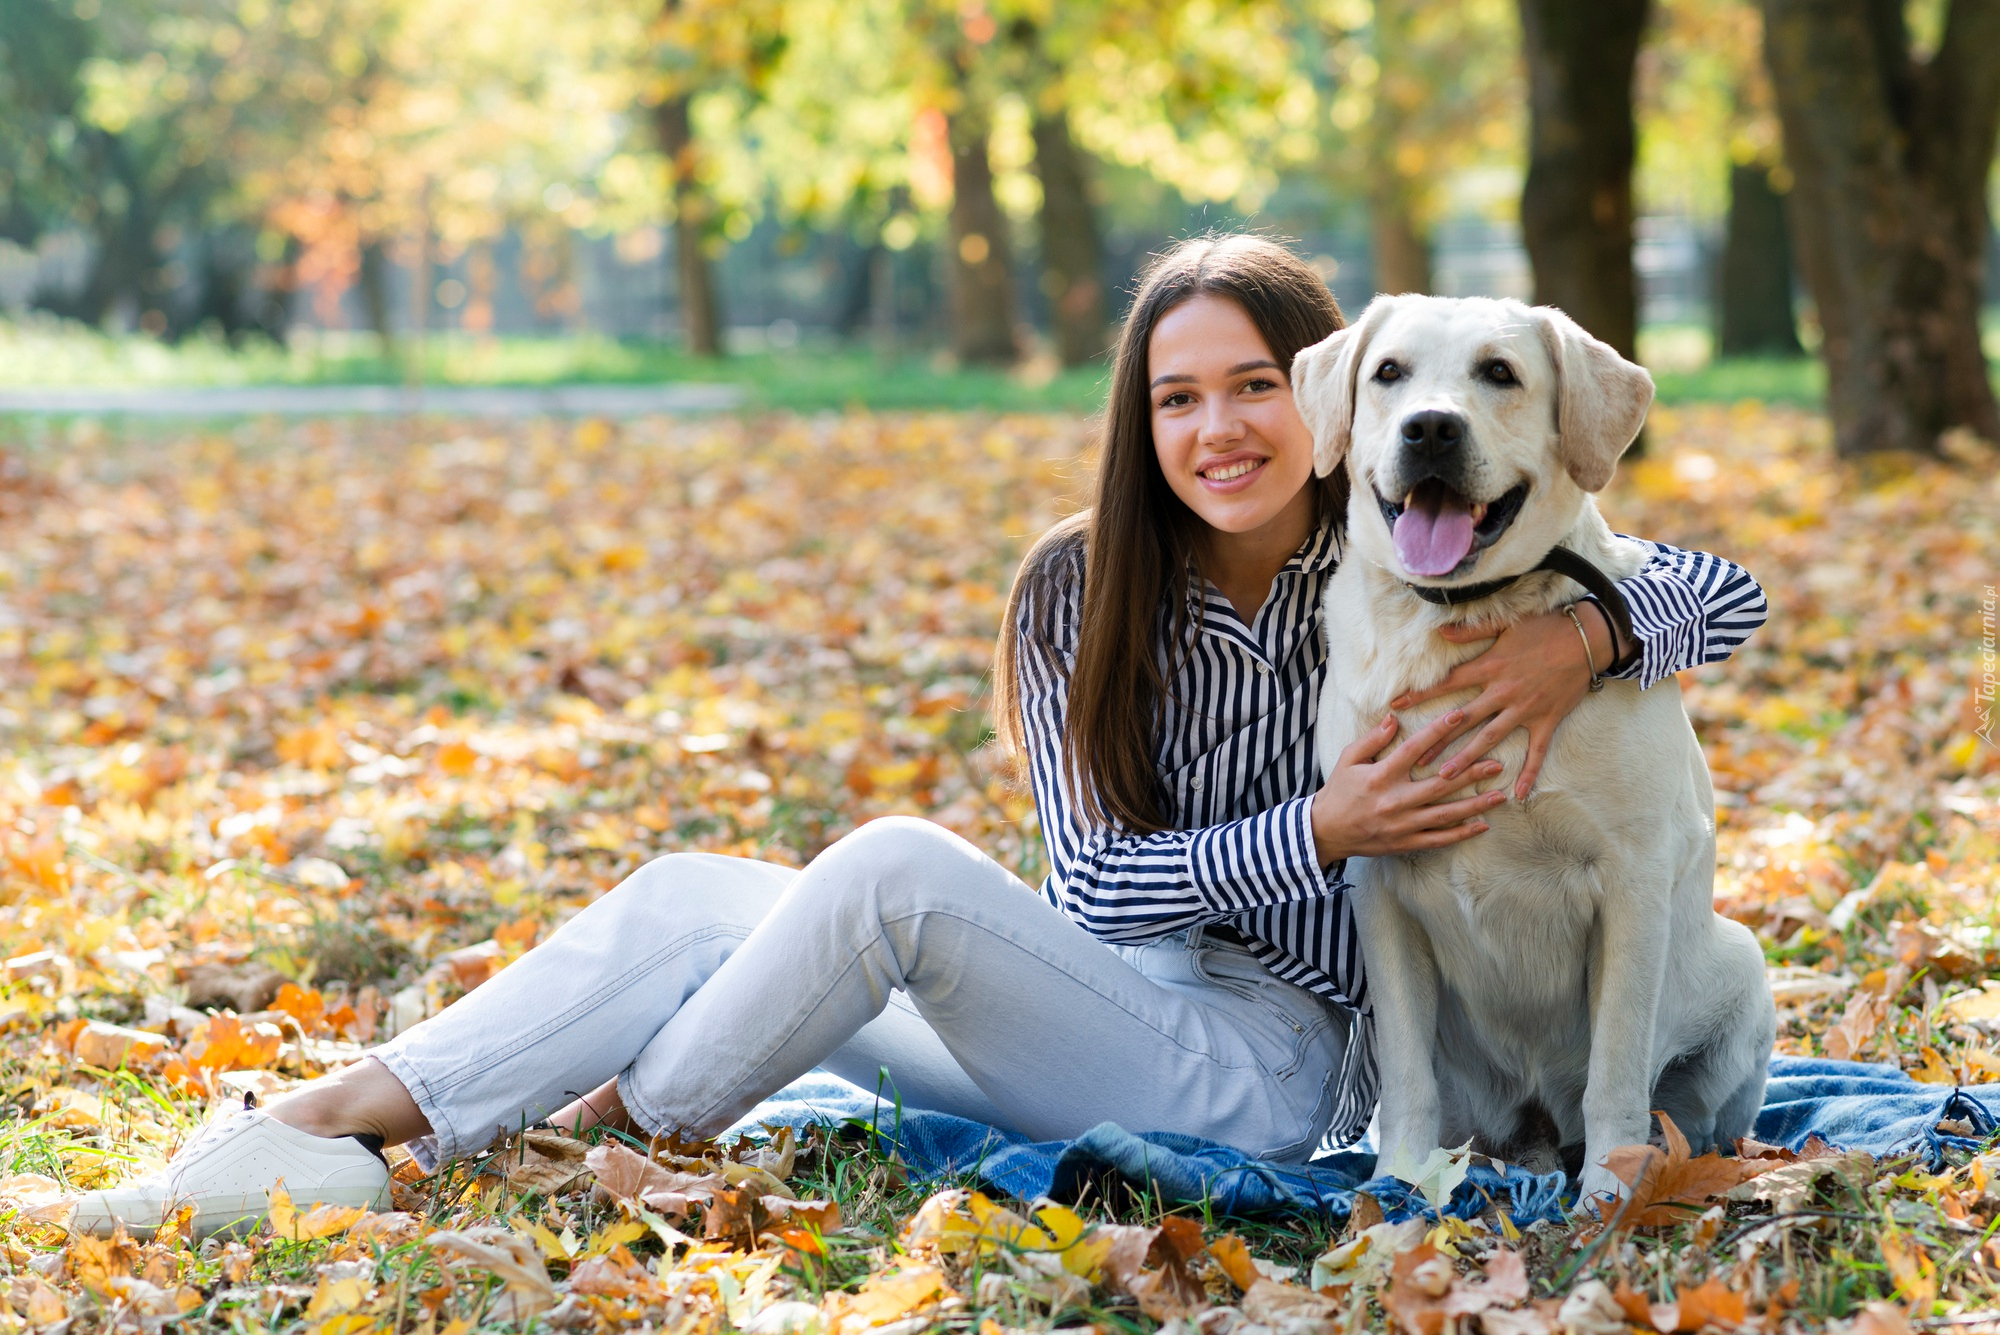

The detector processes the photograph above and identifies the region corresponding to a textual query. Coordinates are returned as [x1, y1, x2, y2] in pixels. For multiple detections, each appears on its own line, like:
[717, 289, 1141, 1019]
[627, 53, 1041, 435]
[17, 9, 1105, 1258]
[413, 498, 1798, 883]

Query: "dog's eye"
[1483, 360, 1517, 385]
[1372, 361, 1402, 384]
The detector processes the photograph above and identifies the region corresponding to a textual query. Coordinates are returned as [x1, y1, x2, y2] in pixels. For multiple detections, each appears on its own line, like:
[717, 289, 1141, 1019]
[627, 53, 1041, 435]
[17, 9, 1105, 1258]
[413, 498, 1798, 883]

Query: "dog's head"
[1291, 295, 1653, 587]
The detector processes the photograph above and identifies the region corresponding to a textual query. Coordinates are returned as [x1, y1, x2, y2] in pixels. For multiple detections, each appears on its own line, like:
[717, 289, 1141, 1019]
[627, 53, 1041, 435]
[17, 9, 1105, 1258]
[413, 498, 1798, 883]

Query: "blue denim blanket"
[734, 1057, 1998, 1225]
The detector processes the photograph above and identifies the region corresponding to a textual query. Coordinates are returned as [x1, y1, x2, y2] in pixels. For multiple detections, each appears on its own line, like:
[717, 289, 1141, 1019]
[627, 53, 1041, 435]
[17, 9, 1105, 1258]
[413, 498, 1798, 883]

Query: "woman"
[76, 236, 1765, 1237]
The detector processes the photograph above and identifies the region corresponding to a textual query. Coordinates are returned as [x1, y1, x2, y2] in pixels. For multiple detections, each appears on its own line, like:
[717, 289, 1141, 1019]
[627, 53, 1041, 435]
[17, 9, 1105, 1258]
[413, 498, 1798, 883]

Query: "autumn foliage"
[0, 404, 1995, 1330]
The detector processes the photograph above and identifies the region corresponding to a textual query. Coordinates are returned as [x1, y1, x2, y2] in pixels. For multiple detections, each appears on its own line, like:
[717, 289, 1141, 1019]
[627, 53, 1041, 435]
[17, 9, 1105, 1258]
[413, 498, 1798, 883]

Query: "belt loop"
[1186, 923, 1206, 951]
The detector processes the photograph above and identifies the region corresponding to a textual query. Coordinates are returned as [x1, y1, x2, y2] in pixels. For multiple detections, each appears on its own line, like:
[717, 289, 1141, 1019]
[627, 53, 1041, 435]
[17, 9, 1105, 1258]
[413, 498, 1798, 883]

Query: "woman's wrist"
[1580, 599, 1621, 671]
[1309, 789, 1352, 869]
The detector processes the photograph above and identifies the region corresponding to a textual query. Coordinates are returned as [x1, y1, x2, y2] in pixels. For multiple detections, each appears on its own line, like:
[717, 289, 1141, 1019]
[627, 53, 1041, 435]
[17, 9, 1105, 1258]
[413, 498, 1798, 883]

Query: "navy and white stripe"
[1011, 518, 1768, 1146]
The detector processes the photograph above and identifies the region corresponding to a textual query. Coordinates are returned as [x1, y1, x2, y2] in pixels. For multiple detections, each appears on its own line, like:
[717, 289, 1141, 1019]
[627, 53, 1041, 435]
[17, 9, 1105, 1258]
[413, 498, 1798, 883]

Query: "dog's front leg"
[1578, 876, 1672, 1205]
[1352, 873, 1443, 1170]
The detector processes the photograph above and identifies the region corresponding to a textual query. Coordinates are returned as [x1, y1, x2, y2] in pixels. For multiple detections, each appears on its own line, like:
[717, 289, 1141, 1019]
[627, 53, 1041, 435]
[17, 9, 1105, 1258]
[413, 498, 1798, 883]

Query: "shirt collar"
[1181, 515, 1344, 613]
[1284, 515, 1343, 577]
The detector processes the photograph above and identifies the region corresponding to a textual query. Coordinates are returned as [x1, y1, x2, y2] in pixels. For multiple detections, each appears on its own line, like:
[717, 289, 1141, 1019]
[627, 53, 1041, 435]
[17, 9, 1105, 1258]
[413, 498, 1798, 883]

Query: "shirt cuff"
[1188, 795, 1329, 915]
[1602, 573, 1706, 689]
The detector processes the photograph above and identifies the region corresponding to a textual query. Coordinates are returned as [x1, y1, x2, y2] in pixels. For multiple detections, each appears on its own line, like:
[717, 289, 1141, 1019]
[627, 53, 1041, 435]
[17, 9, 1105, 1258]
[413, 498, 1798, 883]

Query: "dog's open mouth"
[1375, 480, 1529, 578]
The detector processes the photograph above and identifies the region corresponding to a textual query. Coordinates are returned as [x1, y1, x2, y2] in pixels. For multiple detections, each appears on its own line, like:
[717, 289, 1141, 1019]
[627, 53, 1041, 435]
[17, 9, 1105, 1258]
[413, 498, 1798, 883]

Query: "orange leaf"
[1674, 1279, 1747, 1331]
[1602, 1112, 1775, 1229]
[271, 982, 327, 1035]
[1207, 1234, 1261, 1291]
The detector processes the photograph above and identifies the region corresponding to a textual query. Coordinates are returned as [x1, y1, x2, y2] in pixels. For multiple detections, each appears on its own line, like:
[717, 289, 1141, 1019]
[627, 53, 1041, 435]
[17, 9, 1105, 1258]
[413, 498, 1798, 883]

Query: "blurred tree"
[1010, 15, 1104, 367]
[1516, 0, 1650, 357]
[1716, 163, 1800, 355]
[938, 9, 1020, 365]
[652, 0, 787, 357]
[1317, 0, 1521, 298]
[0, 0, 92, 246]
[1637, 0, 1799, 356]
[1760, 0, 2000, 454]
[0, 0, 264, 335]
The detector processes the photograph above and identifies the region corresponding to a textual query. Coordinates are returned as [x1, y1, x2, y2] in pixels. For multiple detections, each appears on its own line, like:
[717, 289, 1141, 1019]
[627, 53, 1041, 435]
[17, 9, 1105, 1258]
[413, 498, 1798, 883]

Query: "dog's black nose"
[1399, 410, 1467, 456]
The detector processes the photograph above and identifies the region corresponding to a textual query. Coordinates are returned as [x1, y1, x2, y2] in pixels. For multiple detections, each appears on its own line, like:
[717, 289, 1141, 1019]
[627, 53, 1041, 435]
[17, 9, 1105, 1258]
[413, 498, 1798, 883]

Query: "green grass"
[0, 318, 1114, 413]
[1651, 355, 1828, 407]
[11, 311, 1992, 415]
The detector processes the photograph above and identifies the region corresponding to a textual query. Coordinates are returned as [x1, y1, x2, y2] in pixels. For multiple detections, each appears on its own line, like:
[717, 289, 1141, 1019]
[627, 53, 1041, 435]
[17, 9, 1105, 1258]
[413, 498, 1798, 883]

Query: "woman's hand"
[1311, 711, 1509, 865]
[1390, 604, 1619, 801]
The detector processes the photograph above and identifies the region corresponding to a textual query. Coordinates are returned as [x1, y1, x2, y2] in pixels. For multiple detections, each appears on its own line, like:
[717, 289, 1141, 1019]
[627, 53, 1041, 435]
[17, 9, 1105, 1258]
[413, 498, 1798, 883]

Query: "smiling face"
[1147, 294, 1317, 542]
[1290, 295, 1653, 587]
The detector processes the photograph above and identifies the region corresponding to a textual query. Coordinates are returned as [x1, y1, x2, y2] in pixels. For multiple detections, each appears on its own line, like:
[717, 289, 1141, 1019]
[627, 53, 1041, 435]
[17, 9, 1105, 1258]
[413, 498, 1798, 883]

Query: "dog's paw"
[1575, 1165, 1629, 1214]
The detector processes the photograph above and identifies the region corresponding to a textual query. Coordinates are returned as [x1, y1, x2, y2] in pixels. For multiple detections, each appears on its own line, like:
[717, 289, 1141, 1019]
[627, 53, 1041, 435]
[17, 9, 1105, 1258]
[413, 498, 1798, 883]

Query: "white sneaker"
[72, 1104, 392, 1239]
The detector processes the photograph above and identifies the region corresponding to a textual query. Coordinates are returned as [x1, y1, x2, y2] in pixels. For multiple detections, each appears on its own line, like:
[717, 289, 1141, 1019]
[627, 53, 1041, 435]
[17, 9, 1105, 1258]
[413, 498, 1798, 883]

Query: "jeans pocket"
[1188, 944, 1330, 1082]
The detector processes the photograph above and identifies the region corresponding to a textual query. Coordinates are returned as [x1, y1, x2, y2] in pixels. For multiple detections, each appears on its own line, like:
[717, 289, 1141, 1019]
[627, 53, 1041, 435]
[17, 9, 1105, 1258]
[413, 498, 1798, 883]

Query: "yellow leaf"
[268, 1181, 297, 1238]
[1060, 1231, 1116, 1280]
[582, 1217, 647, 1258]
[306, 1274, 369, 1318]
[1911, 1046, 1957, 1085]
[1033, 1201, 1087, 1251]
[515, 1214, 571, 1261]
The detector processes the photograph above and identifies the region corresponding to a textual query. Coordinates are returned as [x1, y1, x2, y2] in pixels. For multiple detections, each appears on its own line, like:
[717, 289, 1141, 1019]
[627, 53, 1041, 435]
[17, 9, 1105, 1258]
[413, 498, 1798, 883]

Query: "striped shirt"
[1011, 518, 1768, 1145]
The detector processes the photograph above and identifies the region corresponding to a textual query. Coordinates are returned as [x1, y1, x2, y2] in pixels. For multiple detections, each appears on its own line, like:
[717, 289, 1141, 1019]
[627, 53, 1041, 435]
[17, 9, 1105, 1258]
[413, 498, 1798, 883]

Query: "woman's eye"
[1484, 360, 1517, 385]
[1373, 361, 1402, 383]
[1241, 377, 1279, 394]
[1158, 391, 1194, 409]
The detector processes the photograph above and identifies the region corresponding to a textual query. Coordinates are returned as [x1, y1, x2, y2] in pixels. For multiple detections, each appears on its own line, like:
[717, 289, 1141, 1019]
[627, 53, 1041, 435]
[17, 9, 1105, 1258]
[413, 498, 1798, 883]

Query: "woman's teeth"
[1202, 459, 1264, 481]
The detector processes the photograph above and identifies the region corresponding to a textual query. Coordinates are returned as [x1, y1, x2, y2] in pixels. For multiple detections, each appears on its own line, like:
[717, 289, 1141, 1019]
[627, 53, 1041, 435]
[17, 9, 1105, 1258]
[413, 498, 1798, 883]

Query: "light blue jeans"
[373, 816, 1348, 1168]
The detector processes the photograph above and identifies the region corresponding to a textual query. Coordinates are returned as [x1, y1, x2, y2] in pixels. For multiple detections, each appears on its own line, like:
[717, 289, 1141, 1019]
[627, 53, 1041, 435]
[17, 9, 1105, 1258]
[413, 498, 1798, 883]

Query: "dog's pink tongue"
[1393, 495, 1476, 577]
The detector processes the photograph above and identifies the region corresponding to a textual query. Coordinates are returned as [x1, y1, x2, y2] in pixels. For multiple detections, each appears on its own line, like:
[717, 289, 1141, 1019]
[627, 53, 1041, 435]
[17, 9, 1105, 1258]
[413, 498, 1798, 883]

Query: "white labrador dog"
[1291, 295, 1773, 1204]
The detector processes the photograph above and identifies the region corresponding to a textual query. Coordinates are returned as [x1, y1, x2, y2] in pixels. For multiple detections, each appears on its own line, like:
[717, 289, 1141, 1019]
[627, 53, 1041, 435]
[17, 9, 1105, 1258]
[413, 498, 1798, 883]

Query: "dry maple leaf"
[1724, 1148, 1874, 1214]
[1599, 1111, 1775, 1228]
[1095, 1217, 1208, 1321]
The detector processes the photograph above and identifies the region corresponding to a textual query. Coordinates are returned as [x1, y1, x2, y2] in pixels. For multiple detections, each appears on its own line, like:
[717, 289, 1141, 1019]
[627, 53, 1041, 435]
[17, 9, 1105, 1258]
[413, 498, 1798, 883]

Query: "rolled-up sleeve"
[1015, 570, 1336, 945]
[1600, 538, 1769, 688]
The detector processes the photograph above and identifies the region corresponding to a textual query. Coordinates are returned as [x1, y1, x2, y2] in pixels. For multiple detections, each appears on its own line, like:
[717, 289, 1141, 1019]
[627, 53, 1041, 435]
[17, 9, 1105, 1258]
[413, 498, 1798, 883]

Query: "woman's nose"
[1196, 398, 1245, 445]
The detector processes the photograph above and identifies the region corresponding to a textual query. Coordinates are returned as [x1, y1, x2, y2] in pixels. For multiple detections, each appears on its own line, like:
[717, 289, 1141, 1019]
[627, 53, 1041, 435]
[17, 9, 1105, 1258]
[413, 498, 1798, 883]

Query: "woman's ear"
[1531, 306, 1655, 492]
[1291, 298, 1389, 479]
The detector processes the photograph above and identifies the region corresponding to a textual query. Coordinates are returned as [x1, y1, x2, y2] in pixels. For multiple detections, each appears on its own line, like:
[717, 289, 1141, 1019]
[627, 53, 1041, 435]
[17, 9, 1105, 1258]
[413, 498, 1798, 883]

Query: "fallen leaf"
[1600, 1112, 1775, 1228]
[1725, 1150, 1875, 1213]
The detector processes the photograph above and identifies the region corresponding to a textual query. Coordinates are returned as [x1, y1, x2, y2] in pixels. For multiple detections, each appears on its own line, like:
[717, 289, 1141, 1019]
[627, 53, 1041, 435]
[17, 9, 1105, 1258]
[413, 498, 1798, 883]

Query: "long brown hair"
[993, 234, 1348, 834]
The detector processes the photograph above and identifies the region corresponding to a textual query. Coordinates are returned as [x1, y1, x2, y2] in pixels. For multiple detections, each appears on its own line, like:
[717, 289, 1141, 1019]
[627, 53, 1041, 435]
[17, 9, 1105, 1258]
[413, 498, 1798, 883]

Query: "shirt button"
[1191, 775, 1205, 790]
[1255, 662, 1272, 675]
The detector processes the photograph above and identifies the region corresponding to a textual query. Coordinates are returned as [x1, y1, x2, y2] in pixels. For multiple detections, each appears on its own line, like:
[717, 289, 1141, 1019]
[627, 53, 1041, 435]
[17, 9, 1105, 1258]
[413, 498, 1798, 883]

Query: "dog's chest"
[1375, 802, 1603, 955]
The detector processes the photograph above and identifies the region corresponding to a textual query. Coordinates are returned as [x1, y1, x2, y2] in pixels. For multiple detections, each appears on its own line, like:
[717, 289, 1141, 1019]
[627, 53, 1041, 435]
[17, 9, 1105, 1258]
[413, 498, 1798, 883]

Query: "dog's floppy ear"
[1292, 297, 1395, 478]
[1531, 306, 1654, 492]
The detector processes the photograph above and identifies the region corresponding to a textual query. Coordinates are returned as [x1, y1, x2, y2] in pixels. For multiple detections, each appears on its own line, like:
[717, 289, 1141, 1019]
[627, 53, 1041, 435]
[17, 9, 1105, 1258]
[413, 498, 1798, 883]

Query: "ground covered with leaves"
[0, 405, 1994, 1335]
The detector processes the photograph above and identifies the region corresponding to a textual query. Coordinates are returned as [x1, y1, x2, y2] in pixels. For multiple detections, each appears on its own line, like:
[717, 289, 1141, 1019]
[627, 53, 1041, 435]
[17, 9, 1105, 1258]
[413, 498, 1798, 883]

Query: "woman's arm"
[1393, 540, 1769, 798]
[1016, 576, 1499, 944]
[1593, 538, 1770, 686]
[1014, 577, 1326, 942]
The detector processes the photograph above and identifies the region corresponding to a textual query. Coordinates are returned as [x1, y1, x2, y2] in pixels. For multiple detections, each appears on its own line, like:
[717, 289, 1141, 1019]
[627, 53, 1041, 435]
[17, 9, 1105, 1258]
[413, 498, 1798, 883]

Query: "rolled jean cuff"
[369, 1042, 459, 1173]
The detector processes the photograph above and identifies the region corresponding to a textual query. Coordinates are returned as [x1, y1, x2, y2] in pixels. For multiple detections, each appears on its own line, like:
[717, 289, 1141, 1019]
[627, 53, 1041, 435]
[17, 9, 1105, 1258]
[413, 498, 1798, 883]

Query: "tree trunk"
[358, 240, 397, 358]
[1759, 0, 2000, 455]
[1030, 107, 1105, 366]
[947, 106, 1020, 366]
[1371, 191, 1433, 296]
[1714, 163, 1801, 357]
[1515, 0, 1651, 359]
[1363, 0, 1432, 297]
[654, 94, 724, 358]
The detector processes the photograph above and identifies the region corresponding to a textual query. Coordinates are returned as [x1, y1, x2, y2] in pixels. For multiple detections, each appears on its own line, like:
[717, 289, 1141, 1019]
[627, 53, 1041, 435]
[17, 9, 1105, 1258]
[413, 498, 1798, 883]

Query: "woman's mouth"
[1198, 456, 1267, 486]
